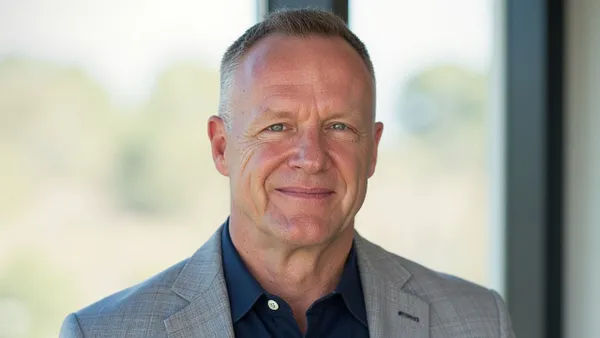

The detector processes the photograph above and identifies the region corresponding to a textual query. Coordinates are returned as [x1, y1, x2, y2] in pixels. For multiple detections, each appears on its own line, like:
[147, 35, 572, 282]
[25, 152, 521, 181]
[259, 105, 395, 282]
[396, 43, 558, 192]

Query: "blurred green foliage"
[0, 57, 220, 217]
[0, 56, 221, 337]
[0, 253, 74, 338]
[0, 56, 487, 337]
[397, 64, 488, 172]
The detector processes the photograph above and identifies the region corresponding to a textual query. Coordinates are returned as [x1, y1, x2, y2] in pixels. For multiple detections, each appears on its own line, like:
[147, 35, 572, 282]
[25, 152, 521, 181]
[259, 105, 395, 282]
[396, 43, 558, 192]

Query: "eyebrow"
[258, 108, 297, 120]
[326, 109, 364, 120]
[248, 107, 365, 129]
[247, 108, 296, 130]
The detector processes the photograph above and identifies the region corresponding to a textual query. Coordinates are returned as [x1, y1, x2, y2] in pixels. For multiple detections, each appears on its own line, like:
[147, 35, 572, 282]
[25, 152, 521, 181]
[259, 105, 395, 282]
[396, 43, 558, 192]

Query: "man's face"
[209, 34, 383, 247]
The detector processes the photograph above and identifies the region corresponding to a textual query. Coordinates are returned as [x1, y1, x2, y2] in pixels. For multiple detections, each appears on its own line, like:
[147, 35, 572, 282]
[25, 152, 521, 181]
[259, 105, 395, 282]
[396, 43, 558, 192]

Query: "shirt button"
[267, 299, 279, 311]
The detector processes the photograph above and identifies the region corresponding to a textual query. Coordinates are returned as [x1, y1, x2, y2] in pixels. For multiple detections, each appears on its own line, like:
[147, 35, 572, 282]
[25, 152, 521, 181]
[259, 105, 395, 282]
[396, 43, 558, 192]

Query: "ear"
[367, 122, 384, 178]
[207, 115, 229, 177]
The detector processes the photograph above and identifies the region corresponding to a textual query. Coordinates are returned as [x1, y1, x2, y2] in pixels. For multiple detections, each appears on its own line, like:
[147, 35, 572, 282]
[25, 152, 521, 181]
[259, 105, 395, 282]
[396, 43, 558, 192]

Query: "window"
[0, 1, 256, 336]
[349, 0, 502, 288]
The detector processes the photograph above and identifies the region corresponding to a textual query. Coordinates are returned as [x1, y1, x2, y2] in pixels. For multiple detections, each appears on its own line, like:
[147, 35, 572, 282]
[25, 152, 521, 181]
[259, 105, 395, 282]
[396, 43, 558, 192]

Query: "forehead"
[236, 34, 374, 112]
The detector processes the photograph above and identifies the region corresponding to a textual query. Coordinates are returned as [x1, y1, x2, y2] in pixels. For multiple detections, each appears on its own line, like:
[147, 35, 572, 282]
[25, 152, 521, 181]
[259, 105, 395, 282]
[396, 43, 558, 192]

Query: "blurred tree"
[0, 57, 117, 219]
[113, 61, 221, 214]
[0, 253, 74, 338]
[0, 57, 226, 338]
[396, 64, 489, 172]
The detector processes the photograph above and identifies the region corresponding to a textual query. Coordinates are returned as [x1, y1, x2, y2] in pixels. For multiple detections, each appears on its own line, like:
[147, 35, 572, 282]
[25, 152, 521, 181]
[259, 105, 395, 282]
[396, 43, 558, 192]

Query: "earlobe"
[207, 115, 230, 177]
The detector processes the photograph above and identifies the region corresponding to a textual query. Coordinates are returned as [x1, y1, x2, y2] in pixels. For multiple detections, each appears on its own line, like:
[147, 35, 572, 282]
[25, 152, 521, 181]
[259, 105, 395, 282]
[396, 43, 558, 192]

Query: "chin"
[267, 213, 344, 247]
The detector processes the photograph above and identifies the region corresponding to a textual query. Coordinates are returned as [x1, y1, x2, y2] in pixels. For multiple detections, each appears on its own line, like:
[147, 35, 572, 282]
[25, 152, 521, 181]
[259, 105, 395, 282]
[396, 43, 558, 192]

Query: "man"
[60, 8, 515, 338]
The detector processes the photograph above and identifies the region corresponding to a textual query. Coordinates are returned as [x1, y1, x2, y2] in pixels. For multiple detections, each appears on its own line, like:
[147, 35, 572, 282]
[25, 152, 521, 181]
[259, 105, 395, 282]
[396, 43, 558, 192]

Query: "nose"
[288, 127, 327, 174]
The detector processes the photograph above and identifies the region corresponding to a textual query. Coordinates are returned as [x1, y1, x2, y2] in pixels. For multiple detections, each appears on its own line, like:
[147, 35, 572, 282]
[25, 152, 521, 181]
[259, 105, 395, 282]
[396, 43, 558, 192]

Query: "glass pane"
[349, 0, 500, 287]
[0, 1, 255, 337]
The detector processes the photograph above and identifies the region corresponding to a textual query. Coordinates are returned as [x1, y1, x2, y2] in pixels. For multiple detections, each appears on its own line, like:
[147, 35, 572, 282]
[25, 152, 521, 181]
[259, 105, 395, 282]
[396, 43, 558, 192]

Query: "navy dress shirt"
[221, 222, 369, 338]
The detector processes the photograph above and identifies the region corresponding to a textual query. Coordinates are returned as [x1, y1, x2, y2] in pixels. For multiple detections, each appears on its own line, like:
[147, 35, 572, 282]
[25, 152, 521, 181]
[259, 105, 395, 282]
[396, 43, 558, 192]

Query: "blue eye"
[267, 123, 286, 132]
[331, 123, 348, 131]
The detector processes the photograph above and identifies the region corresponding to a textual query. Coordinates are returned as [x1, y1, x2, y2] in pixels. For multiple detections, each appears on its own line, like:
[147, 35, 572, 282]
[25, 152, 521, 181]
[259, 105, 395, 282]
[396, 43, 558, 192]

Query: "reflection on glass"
[349, 0, 496, 287]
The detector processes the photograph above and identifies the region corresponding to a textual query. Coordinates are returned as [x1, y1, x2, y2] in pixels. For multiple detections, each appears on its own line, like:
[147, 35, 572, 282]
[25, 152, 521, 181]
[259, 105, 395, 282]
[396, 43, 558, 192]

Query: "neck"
[228, 215, 355, 324]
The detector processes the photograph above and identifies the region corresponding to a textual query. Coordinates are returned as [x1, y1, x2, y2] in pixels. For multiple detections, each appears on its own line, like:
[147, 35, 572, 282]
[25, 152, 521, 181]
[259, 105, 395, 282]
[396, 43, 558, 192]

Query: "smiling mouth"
[275, 188, 334, 200]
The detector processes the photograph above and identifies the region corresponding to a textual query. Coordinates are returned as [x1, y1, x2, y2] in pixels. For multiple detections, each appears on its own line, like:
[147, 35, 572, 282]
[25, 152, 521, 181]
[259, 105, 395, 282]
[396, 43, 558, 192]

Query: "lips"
[276, 187, 334, 194]
[275, 187, 334, 199]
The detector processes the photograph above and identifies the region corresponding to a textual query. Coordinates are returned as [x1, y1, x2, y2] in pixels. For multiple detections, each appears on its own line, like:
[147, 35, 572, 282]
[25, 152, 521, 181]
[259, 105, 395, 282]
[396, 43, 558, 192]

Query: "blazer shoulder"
[70, 258, 190, 335]
[389, 248, 497, 303]
[358, 236, 501, 312]
[404, 256, 493, 298]
[377, 246, 509, 333]
[399, 256, 513, 336]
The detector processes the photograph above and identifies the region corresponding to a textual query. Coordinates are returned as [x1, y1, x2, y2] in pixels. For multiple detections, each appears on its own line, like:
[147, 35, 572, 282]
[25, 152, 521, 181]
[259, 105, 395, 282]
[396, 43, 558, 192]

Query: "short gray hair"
[218, 8, 375, 131]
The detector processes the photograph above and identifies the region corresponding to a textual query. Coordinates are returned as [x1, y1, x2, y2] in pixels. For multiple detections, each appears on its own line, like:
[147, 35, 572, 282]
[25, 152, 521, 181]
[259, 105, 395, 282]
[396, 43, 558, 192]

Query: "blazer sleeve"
[491, 290, 516, 338]
[59, 313, 85, 338]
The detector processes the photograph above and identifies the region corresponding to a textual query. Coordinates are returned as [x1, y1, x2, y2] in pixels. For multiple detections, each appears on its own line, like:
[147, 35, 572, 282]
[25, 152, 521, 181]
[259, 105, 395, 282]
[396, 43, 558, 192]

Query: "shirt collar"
[221, 218, 368, 327]
[334, 241, 369, 327]
[221, 219, 264, 323]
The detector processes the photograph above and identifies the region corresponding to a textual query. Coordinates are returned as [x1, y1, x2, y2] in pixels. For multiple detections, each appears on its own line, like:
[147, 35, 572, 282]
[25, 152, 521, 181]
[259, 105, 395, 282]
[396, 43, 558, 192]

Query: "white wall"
[565, 2, 600, 338]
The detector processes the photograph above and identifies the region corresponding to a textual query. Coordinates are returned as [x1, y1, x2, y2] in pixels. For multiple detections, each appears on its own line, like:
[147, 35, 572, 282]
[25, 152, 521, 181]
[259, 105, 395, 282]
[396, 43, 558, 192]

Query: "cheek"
[329, 145, 370, 204]
[331, 144, 369, 181]
[242, 142, 288, 190]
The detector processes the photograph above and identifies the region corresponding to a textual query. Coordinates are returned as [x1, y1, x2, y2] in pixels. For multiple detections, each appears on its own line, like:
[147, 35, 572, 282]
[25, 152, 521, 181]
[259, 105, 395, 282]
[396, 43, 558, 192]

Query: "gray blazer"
[60, 225, 515, 337]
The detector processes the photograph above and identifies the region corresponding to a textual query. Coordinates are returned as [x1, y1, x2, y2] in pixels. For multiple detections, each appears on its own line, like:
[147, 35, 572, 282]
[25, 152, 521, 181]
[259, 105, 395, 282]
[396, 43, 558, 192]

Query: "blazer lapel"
[355, 233, 430, 338]
[163, 224, 430, 338]
[164, 226, 235, 338]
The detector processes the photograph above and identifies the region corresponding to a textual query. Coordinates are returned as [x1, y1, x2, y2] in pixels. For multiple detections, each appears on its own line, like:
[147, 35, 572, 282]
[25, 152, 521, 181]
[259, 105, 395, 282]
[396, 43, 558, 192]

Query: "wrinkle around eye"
[329, 122, 350, 131]
[326, 122, 360, 135]
[265, 123, 288, 132]
[254, 123, 294, 140]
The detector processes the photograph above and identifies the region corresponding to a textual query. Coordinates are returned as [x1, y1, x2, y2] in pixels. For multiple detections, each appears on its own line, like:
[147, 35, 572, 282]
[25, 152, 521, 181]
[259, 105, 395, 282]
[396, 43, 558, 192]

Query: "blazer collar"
[164, 222, 430, 338]
[164, 220, 235, 338]
[354, 232, 430, 338]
